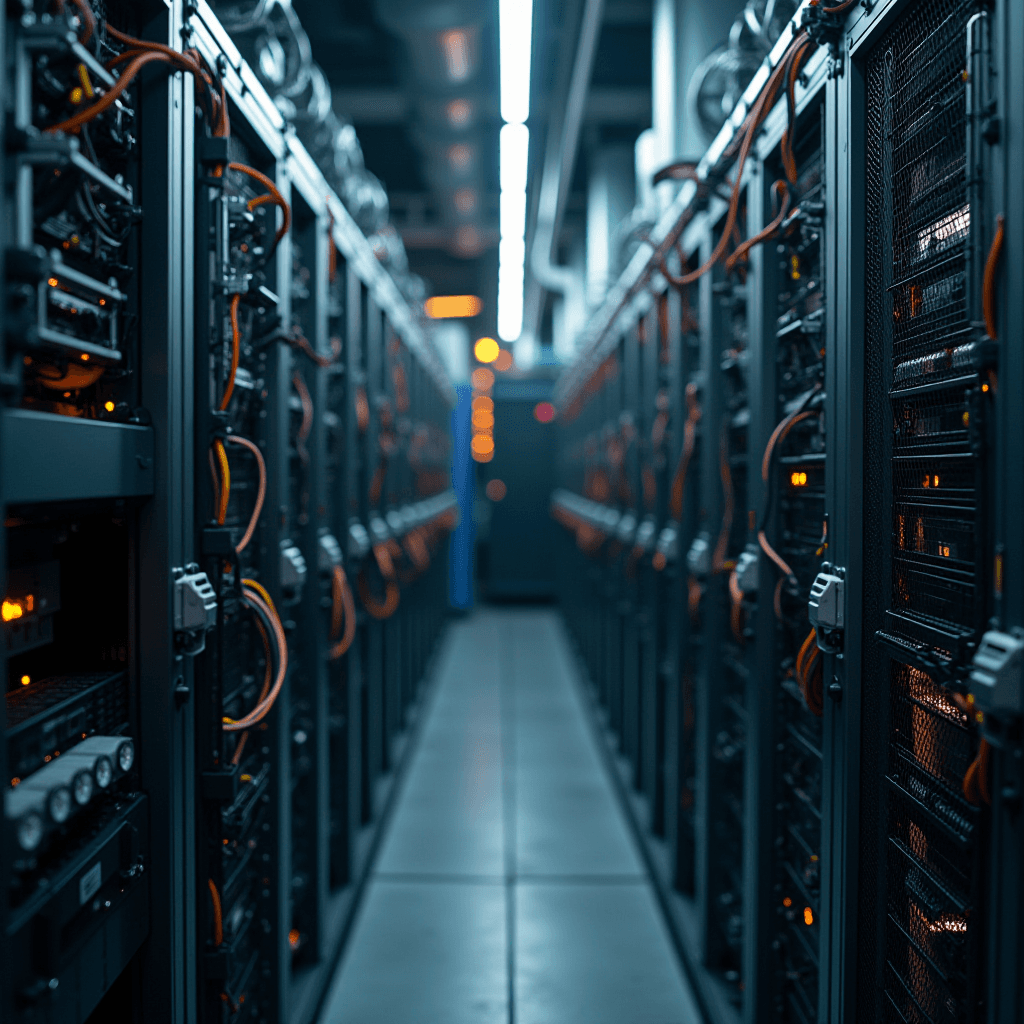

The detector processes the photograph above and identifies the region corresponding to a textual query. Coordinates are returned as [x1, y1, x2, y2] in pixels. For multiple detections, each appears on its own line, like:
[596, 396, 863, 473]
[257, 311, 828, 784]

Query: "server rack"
[554, 3, 1022, 1024]
[2, 4, 457, 1024]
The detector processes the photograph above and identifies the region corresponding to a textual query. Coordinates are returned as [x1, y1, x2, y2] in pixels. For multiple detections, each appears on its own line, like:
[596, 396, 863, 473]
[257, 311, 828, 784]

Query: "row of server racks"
[0, 3, 457, 1023]
[553, 1, 1024, 1023]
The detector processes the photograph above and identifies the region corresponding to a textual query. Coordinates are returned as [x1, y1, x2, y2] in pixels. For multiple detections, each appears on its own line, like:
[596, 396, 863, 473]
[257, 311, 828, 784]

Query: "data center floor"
[318, 607, 701, 1024]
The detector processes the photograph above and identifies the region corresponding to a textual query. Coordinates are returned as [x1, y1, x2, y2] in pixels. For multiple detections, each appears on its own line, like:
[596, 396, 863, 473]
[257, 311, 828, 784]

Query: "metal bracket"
[808, 564, 845, 653]
[173, 566, 217, 656]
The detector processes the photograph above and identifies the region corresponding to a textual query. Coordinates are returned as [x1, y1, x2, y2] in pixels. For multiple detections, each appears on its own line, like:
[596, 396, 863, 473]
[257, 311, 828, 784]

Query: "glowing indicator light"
[47, 277, 59, 288]
[70, 86, 83, 104]
[471, 367, 495, 391]
[424, 294, 481, 319]
[474, 336, 500, 363]
[982, 383, 989, 392]
[804, 907, 814, 926]
[472, 409, 495, 430]
[20, 675, 30, 686]
[446, 98, 472, 127]
[288, 928, 301, 950]
[2, 599, 24, 622]
[485, 479, 507, 501]
[440, 28, 471, 82]
[922, 474, 940, 488]
[472, 396, 494, 413]
[80, 353, 90, 361]
[790, 471, 808, 486]
[104, 401, 115, 412]
[534, 401, 555, 424]
[939, 544, 951, 557]
[782, 897, 792, 908]
[471, 434, 495, 456]
[447, 144, 473, 171]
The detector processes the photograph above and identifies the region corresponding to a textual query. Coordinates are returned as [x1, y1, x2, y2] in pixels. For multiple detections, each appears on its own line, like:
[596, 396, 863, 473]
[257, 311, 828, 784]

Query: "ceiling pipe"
[524, 0, 605, 329]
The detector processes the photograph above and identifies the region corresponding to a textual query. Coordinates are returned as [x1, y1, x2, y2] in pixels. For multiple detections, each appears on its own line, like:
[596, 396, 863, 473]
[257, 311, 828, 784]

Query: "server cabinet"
[842, 2, 1002, 1022]
[2, 3, 192, 1023]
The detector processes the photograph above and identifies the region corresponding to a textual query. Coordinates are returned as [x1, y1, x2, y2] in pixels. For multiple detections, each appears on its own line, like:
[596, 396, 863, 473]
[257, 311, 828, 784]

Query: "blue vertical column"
[450, 383, 475, 610]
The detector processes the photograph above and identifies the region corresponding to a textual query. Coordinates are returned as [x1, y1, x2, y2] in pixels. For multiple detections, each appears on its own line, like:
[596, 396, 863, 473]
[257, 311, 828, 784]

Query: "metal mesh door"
[862, 3, 987, 1021]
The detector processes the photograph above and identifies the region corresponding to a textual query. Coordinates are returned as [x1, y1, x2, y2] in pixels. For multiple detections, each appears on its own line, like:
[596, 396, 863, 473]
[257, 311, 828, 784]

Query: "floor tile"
[515, 882, 701, 1024]
[320, 880, 508, 1024]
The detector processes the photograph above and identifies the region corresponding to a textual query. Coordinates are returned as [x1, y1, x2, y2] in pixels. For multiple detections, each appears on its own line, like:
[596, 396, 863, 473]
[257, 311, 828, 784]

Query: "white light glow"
[498, 263, 524, 342]
[499, 0, 533, 124]
[499, 123, 529, 193]
[500, 189, 527, 240]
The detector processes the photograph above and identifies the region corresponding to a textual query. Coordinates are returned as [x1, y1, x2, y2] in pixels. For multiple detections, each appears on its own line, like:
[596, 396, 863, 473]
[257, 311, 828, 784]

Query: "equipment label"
[79, 861, 102, 905]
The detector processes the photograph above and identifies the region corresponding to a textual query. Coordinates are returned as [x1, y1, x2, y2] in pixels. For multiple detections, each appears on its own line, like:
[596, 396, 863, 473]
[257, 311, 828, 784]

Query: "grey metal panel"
[2, 409, 155, 504]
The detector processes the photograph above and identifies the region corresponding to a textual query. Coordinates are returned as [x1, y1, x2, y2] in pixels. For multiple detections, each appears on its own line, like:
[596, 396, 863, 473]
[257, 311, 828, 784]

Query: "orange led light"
[104, 401, 115, 412]
[2, 599, 24, 622]
[472, 409, 494, 430]
[47, 277, 59, 288]
[472, 448, 493, 463]
[493, 349, 513, 372]
[782, 897, 793, 908]
[288, 929, 301, 950]
[80, 353, 90, 361]
[471, 367, 495, 391]
[472, 396, 494, 413]
[790, 471, 808, 486]
[446, 98, 472, 127]
[939, 544, 951, 557]
[471, 434, 494, 456]
[804, 907, 814, 926]
[20, 675, 30, 686]
[424, 295, 482, 319]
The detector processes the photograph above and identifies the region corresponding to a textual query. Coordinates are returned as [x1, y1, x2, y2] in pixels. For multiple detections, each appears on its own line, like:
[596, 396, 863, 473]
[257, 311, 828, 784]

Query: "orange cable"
[218, 294, 241, 411]
[223, 585, 287, 731]
[227, 162, 291, 253]
[726, 181, 792, 273]
[983, 213, 1005, 341]
[329, 565, 358, 660]
[208, 880, 223, 946]
[213, 439, 231, 525]
[225, 436, 266, 554]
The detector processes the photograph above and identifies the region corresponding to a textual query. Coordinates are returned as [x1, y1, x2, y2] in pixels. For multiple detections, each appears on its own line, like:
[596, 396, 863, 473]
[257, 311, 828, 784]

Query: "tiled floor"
[318, 608, 702, 1024]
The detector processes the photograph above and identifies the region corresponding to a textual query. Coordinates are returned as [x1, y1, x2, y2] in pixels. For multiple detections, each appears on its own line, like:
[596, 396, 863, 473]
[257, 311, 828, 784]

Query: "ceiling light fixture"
[497, 0, 533, 347]
[499, 0, 533, 124]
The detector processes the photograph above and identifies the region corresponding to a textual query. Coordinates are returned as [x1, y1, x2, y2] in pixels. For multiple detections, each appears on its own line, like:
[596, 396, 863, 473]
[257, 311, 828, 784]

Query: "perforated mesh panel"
[862, 3, 985, 1021]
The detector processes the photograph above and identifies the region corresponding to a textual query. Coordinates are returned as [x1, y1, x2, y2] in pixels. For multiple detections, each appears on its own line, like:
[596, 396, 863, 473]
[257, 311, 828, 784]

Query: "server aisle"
[319, 609, 702, 1024]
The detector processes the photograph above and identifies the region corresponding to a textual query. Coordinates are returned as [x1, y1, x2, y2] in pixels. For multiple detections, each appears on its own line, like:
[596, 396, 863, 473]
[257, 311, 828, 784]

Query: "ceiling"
[293, 0, 653, 345]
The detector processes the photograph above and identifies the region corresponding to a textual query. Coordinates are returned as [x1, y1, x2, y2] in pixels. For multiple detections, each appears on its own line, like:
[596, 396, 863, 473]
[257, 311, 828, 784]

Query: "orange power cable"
[218, 294, 242, 411]
[329, 565, 358, 660]
[208, 880, 223, 946]
[983, 213, 1005, 341]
